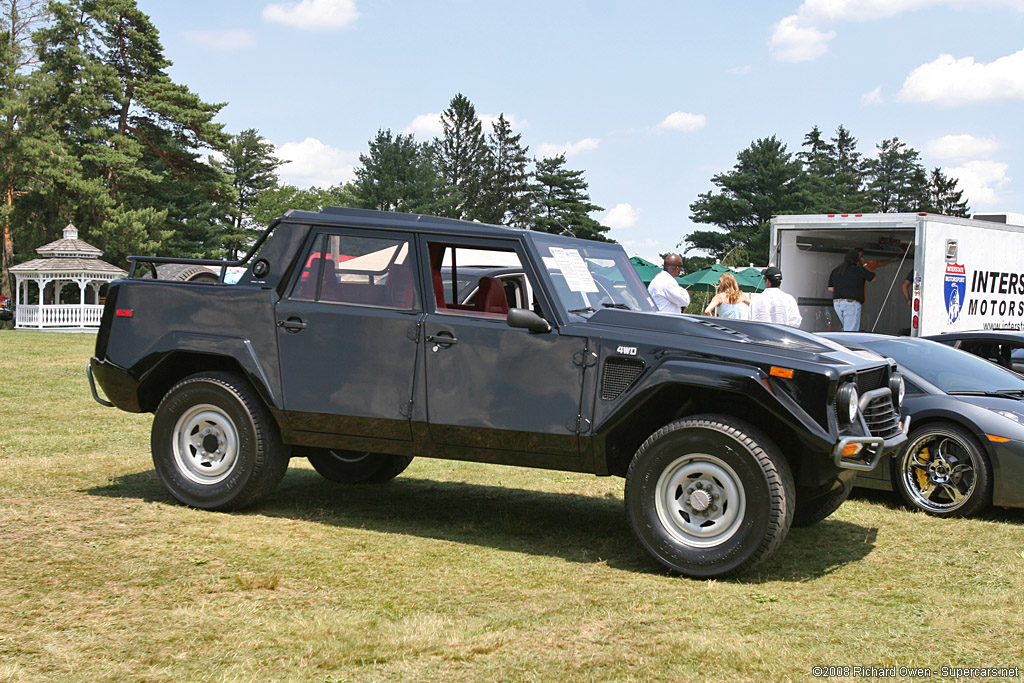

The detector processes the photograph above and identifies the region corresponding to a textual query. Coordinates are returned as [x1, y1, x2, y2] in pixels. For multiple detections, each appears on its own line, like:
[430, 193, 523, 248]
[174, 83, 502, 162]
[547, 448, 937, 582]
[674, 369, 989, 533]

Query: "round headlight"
[837, 382, 859, 425]
[889, 372, 905, 409]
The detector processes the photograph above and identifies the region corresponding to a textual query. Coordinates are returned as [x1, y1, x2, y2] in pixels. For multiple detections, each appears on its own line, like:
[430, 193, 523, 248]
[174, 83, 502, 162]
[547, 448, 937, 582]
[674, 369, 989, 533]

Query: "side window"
[427, 242, 529, 317]
[291, 233, 417, 310]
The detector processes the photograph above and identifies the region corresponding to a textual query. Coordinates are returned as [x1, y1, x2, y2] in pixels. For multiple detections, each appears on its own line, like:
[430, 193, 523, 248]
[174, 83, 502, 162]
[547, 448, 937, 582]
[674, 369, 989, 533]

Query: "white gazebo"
[9, 224, 126, 331]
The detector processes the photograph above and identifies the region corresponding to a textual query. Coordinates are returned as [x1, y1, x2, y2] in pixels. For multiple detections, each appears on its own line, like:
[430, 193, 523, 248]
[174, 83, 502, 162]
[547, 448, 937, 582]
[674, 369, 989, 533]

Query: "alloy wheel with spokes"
[894, 423, 991, 517]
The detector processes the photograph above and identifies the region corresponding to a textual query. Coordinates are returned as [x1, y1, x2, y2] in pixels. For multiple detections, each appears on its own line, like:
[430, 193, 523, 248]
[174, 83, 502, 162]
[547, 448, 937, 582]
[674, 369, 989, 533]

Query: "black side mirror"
[507, 307, 551, 333]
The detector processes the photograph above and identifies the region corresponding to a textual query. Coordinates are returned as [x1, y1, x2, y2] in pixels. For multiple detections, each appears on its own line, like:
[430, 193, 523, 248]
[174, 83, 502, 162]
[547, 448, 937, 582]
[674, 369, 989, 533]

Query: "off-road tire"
[151, 372, 289, 510]
[791, 476, 854, 527]
[624, 414, 795, 578]
[304, 449, 413, 484]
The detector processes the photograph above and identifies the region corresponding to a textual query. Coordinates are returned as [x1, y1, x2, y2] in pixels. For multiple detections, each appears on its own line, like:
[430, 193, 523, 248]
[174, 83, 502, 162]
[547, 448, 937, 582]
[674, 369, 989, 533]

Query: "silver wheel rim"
[900, 431, 978, 512]
[655, 453, 746, 548]
[172, 403, 240, 485]
[326, 450, 372, 464]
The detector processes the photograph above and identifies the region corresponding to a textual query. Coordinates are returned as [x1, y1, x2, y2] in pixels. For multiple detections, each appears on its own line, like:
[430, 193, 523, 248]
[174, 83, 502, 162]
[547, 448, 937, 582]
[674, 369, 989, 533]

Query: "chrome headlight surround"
[836, 382, 859, 425]
[889, 372, 905, 410]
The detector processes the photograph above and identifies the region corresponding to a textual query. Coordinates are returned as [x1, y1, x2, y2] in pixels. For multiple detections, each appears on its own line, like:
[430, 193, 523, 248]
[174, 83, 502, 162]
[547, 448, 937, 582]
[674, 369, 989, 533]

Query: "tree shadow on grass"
[90, 467, 879, 582]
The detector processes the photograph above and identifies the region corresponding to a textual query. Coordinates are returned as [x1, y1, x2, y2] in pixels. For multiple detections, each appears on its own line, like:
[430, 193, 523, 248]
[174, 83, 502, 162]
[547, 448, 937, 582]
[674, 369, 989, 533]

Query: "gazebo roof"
[35, 224, 103, 258]
[10, 223, 126, 277]
[10, 257, 125, 274]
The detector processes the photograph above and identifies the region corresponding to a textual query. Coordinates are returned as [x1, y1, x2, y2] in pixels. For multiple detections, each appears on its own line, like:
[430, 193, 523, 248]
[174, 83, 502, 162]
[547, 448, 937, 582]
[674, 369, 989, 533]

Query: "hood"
[588, 309, 846, 355]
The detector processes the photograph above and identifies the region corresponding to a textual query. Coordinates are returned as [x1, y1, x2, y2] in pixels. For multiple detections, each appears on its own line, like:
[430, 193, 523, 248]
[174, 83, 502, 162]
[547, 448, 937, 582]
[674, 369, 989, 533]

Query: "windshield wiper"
[601, 302, 632, 310]
[568, 307, 596, 314]
[948, 390, 1024, 398]
[996, 389, 1024, 397]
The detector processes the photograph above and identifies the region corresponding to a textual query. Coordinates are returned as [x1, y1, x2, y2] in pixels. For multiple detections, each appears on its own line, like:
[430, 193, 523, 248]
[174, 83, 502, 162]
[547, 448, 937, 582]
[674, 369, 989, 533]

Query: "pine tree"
[212, 129, 282, 258]
[29, 0, 232, 264]
[798, 125, 836, 212]
[1, 0, 64, 302]
[434, 93, 489, 220]
[352, 129, 439, 214]
[926, 167, 970, 217]
[830, 125, 869, 211]
[529, 154, 608, 241]
[687, 136, 807, 263]
[478, 114, 532, 227]
[864, 138, 929, 213]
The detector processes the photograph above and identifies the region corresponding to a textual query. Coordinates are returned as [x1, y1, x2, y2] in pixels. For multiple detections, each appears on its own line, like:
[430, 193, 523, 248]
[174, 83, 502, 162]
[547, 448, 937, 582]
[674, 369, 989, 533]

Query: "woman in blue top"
[704, 272, 750, 319]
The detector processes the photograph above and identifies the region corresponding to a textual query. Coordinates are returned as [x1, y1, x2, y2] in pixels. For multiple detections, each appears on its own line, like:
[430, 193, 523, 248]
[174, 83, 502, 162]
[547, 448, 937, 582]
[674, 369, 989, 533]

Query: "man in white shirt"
[648, 254, 690, 313]
[749, 267, 802, 327]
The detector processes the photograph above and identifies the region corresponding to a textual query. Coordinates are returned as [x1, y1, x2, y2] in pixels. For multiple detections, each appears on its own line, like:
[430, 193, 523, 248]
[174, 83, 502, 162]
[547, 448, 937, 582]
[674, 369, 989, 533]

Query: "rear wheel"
[151, 372, 289, 510]
[624, 415, 794, 578]
[892, 423, 991, 517]
[304, 448, 413, 484]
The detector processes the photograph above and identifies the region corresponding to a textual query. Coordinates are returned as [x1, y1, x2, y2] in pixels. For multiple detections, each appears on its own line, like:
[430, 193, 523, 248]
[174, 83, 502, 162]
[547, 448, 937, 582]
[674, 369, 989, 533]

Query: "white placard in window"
[549, 247, 598, 292]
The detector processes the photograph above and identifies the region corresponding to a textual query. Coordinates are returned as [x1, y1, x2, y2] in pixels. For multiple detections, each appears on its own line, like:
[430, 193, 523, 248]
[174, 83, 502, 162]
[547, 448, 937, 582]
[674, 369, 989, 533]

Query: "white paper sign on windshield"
[548, 247, 598, 292]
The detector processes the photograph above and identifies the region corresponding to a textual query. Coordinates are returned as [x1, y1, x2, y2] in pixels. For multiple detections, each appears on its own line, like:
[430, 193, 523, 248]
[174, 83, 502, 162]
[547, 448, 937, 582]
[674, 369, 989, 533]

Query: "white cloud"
[536, 138, 600, 159]
[769, 1, 1024, 62]
[262, 0, 359, 31]
[183, 29, 255, 51]
[926, 134, 1000, 160]
[861, 86, 884, 105]
[944, 160, 1011, 206]
[274, 138, 358, 188]
[657, 112, 707, 133]
[602, 203, 641, 230]
[402, 112, 528, 139]
[727, 65, 752, 75]
[768, 15, 835, 62]
[403, 113, 443, 138]
[897, 49, 1024, 105]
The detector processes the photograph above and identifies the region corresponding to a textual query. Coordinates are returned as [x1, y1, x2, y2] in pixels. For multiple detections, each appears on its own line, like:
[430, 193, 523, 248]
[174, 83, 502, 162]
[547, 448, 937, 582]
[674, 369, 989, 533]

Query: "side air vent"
[602, 357, 645, 400]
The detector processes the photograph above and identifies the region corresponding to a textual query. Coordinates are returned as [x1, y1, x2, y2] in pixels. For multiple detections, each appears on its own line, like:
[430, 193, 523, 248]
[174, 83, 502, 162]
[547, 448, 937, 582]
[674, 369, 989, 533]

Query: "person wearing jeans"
[828, 248, 876, 331]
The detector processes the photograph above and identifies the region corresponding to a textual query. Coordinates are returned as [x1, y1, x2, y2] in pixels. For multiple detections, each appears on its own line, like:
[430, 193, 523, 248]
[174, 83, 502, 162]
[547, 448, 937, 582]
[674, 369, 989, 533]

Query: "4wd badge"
[616, 345, 637, 356]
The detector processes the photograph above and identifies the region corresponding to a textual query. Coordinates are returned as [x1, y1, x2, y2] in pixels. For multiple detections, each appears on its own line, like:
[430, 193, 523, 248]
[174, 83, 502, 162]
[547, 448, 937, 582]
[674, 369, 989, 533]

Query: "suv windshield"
[869, 337, 1024, 394]
[532, 237, 655, 317]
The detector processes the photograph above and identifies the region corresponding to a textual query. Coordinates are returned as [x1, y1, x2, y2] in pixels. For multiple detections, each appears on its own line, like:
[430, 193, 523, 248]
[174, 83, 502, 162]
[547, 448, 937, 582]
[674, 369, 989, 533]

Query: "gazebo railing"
[15, 304, 104, 328]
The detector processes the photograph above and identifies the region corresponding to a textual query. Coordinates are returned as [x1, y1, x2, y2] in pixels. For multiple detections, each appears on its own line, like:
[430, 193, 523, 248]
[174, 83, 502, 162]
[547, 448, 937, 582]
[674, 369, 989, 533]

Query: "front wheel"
[151, 372, 289, 511]
[791, 476, 854, 528]
[303, 448, 413, 484]
[892, 423, 991, 517]
[624, 415, 795, 578]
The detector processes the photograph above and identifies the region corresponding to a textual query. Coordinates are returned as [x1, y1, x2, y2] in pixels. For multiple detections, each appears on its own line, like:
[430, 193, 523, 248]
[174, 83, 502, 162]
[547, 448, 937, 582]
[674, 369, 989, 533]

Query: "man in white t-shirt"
[749, 267, 801, 327]
[648, 254, 690, 313]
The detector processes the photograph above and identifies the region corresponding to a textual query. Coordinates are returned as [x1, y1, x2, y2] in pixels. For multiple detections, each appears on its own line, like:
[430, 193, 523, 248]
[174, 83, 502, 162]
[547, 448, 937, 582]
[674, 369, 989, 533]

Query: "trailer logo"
[945, 262, 966, 324]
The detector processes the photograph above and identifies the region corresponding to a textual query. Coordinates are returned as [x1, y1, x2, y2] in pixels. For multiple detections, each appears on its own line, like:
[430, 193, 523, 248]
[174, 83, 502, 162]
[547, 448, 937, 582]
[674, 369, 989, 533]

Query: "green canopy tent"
[679, 264, 765, 293]
[628, 256, 678, 286]
[736, 267, 766, 293]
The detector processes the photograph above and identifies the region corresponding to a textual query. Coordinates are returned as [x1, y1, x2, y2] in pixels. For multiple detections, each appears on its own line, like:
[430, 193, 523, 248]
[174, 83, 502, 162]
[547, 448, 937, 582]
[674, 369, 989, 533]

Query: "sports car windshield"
[532, 236, 656, 316]
[868, 337, 1024, 394]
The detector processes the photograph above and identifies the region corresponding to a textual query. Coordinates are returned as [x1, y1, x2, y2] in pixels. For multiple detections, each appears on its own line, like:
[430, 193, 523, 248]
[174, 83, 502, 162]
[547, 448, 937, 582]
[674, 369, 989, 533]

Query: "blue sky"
[137, 0, 1024, 264]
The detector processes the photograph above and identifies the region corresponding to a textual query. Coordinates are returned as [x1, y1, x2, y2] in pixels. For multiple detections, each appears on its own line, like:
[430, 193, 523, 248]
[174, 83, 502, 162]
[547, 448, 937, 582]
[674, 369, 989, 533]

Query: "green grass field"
[2, 331, 1023, 682]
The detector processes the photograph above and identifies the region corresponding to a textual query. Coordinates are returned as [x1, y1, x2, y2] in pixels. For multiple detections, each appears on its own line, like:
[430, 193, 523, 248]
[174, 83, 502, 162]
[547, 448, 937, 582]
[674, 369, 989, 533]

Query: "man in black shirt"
[828, 248, 875, 331]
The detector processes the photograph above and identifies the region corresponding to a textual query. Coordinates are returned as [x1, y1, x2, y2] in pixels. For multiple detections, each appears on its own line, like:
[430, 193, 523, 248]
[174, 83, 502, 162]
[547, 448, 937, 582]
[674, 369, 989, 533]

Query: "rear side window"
[291, 233, 418, 310]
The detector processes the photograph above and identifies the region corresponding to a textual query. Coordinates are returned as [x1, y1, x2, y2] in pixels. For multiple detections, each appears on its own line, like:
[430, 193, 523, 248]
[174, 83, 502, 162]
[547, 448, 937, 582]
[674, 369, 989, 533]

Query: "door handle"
[426, 333, 458, 350]
[278, 317, 307, 332]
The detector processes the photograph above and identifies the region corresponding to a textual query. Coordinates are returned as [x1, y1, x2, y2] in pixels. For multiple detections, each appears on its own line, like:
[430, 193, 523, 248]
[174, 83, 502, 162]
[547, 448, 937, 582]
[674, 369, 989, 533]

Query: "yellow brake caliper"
[914, 446, 931, 490]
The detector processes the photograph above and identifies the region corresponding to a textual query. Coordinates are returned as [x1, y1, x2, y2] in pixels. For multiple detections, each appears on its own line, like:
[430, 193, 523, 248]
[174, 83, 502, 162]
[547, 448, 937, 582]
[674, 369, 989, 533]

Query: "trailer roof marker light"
[115, 309, 133, 318]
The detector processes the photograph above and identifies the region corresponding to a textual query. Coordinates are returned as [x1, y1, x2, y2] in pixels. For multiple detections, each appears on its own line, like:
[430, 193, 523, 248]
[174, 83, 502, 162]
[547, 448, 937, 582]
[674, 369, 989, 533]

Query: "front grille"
[602, 357, 645, 400]
[862, 394, 902, 439]
[857, 367, 886, 394]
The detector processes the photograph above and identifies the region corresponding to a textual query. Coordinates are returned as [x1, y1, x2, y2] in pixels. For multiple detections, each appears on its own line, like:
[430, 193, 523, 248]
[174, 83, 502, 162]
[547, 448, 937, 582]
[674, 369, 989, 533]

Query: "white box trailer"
[769, 212, 1024, 337]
